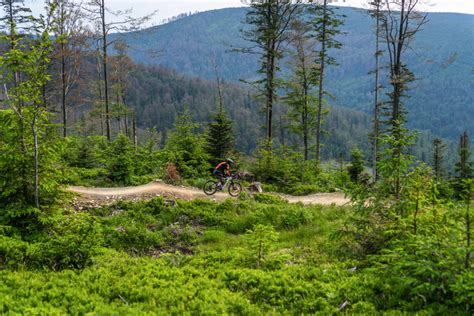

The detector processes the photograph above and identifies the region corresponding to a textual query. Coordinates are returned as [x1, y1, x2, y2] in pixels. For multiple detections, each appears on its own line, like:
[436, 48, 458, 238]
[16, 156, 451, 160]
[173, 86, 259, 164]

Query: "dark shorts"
[213, 169, 225, 182]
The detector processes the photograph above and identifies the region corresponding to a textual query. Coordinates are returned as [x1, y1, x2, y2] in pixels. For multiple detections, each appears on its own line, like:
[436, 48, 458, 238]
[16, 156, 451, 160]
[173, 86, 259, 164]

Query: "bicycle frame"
[219, 176, 233, 190]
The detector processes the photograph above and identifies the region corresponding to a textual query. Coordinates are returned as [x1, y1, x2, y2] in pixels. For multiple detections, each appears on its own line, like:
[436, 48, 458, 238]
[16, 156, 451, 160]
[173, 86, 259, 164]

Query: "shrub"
[244, 224, 279, 268]
[0, 213, 102, 270]
[286, 184, 322, 196]
[254, 193, 287, 205]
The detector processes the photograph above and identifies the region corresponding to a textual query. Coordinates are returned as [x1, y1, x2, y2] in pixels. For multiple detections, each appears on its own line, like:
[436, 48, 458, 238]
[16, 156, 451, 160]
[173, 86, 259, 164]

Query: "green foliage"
[60, 136, 162, 187]
[347, 148, 366, 184]
[0, 195, 472, 313]
[163, 107, 210, 178]
[0, 212, 102, 270]
[0, 8, 63, 225]
[205, 111, 235, 161]
[107, 134, 135, 185]
[252, 144, 343, 194]
[244, 224, 279, 268]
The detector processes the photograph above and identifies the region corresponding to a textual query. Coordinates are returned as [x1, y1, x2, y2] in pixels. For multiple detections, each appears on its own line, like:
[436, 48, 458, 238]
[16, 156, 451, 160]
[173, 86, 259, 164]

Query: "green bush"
[254, 193, 287, 205]
[201, 229, 227, 244]
[0, 213, 102, 270]
[286, 184, 322, 196]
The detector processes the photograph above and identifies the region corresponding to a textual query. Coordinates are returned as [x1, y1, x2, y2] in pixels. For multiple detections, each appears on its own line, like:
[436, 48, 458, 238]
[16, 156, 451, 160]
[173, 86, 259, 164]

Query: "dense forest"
[0, 0, 473, 314]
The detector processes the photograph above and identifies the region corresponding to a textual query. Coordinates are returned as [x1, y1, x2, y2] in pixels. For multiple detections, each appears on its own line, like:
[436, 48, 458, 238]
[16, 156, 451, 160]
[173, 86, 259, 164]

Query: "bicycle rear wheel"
[228, 182, 242, 197]
[203, 180, 219, 195]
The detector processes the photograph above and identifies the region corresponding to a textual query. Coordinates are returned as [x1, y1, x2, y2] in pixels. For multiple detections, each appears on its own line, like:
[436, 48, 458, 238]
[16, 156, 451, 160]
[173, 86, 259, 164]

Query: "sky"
[26, 0, 474, 26]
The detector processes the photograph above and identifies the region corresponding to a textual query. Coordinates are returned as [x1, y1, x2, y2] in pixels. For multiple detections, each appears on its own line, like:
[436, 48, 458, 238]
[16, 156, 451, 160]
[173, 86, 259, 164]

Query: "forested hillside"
[1, 0, 473, 314]
[117, 7, 474, 140]
[114, 64, 449, 163]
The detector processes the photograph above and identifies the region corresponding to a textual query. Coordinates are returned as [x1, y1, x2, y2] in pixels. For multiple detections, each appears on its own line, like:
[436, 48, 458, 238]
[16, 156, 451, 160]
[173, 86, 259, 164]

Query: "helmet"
[226, 158, 234, 165]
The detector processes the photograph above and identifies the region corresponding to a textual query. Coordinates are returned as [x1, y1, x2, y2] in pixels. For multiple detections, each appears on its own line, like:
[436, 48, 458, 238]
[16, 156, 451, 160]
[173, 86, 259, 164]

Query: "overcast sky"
[26, 0, 474, 25]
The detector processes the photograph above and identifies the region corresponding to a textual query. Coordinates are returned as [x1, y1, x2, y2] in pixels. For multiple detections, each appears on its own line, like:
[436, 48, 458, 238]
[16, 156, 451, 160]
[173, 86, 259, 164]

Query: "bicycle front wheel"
[203, 180, 219, 195]
[228, 182, 242, 197]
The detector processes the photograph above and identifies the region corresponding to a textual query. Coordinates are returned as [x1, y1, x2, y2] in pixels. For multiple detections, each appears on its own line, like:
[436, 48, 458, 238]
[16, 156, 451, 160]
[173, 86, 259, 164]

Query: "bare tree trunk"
[101, 0, 111, 141]
[372, 0, 382, 181]
[315, 0, 328, 165]
[266, 39, 276, 147]
[132, 113, 138, 148]
[61, 45, 67, 137]
[125, 114, 129, 138]
[466, 195, 472, 269]
[32, 110, 40, 209]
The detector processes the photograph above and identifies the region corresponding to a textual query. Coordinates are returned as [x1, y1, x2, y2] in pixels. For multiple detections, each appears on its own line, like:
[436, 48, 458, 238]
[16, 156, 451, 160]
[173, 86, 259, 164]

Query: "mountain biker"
[213, 158, 234, 188]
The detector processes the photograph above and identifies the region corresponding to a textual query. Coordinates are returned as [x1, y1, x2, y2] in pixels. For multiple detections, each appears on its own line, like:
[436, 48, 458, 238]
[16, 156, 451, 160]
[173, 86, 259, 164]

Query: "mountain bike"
[203, 174, 242, 197]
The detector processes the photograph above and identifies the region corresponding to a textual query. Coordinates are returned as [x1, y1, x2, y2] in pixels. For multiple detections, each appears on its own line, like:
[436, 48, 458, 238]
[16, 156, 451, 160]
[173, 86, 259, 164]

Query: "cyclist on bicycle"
[213, 158, 234, 188]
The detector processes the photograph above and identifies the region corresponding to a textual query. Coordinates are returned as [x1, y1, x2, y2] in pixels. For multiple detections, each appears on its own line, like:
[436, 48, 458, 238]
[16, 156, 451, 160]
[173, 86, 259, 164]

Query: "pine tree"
[205, 112, 235, 161]
[0, 2, 61, 216]
[456, 131, 473, 181]
[379, 0, 427, 199]
[368, 0, 383, 180]
[310, 0, 343, 165]
[164, 107, 210, 178]
[240, 0, 300, 149]
[347, 148, 365, 184]
[283, 18, 318, 161]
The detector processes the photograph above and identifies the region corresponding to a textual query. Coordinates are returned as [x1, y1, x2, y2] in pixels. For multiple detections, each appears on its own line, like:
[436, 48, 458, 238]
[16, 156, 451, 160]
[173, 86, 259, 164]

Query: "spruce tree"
[310, 0, 343, 165]
[379, 0, 427, 199]
[283, 18, 318, 161]
[205, 111, 235, 161]
[456, 131, 473, 181]
[164, 107, 210, 178]
[240, 0, 299, 149]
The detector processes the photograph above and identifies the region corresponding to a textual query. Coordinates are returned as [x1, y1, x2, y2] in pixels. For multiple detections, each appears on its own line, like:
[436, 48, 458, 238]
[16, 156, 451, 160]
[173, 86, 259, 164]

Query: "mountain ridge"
[114, 6, 474, 141]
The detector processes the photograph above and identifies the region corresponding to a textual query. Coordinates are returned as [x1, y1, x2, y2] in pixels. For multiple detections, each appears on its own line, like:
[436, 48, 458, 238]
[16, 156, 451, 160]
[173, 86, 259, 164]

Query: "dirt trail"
[68, 181, 350, 206]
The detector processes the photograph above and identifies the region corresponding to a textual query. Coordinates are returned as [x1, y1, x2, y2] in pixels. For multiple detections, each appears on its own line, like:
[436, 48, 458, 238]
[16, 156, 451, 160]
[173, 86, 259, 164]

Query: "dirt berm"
[68, 181, 350, 207]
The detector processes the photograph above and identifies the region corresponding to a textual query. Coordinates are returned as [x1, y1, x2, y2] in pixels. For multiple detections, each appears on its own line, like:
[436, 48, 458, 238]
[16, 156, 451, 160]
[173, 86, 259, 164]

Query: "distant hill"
[115, 7, 474, 141]
[127, 64, 377, 159]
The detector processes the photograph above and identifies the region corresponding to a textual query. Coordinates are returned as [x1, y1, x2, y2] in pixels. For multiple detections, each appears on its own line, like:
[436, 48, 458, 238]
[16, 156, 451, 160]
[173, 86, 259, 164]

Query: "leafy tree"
[110, 40, 134, 137]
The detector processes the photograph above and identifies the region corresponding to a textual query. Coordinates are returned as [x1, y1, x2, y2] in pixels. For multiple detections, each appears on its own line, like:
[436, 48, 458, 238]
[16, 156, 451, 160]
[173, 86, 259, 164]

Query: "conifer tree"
[379, 0, 427, 198]
[368, 0, 383, 180]
[455, 131, 473, 269]
[310, 0, 343, 164]
[240, 0, 300, 150]
[84, 0, 156, 141]
[283, 18, 318, 161]
[165, 107, 210, 178]
[0, 2, 60, 213]
[205, 112, 235, 162]
[456, 131, 473, 182]
[347, 148, 365, 184]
